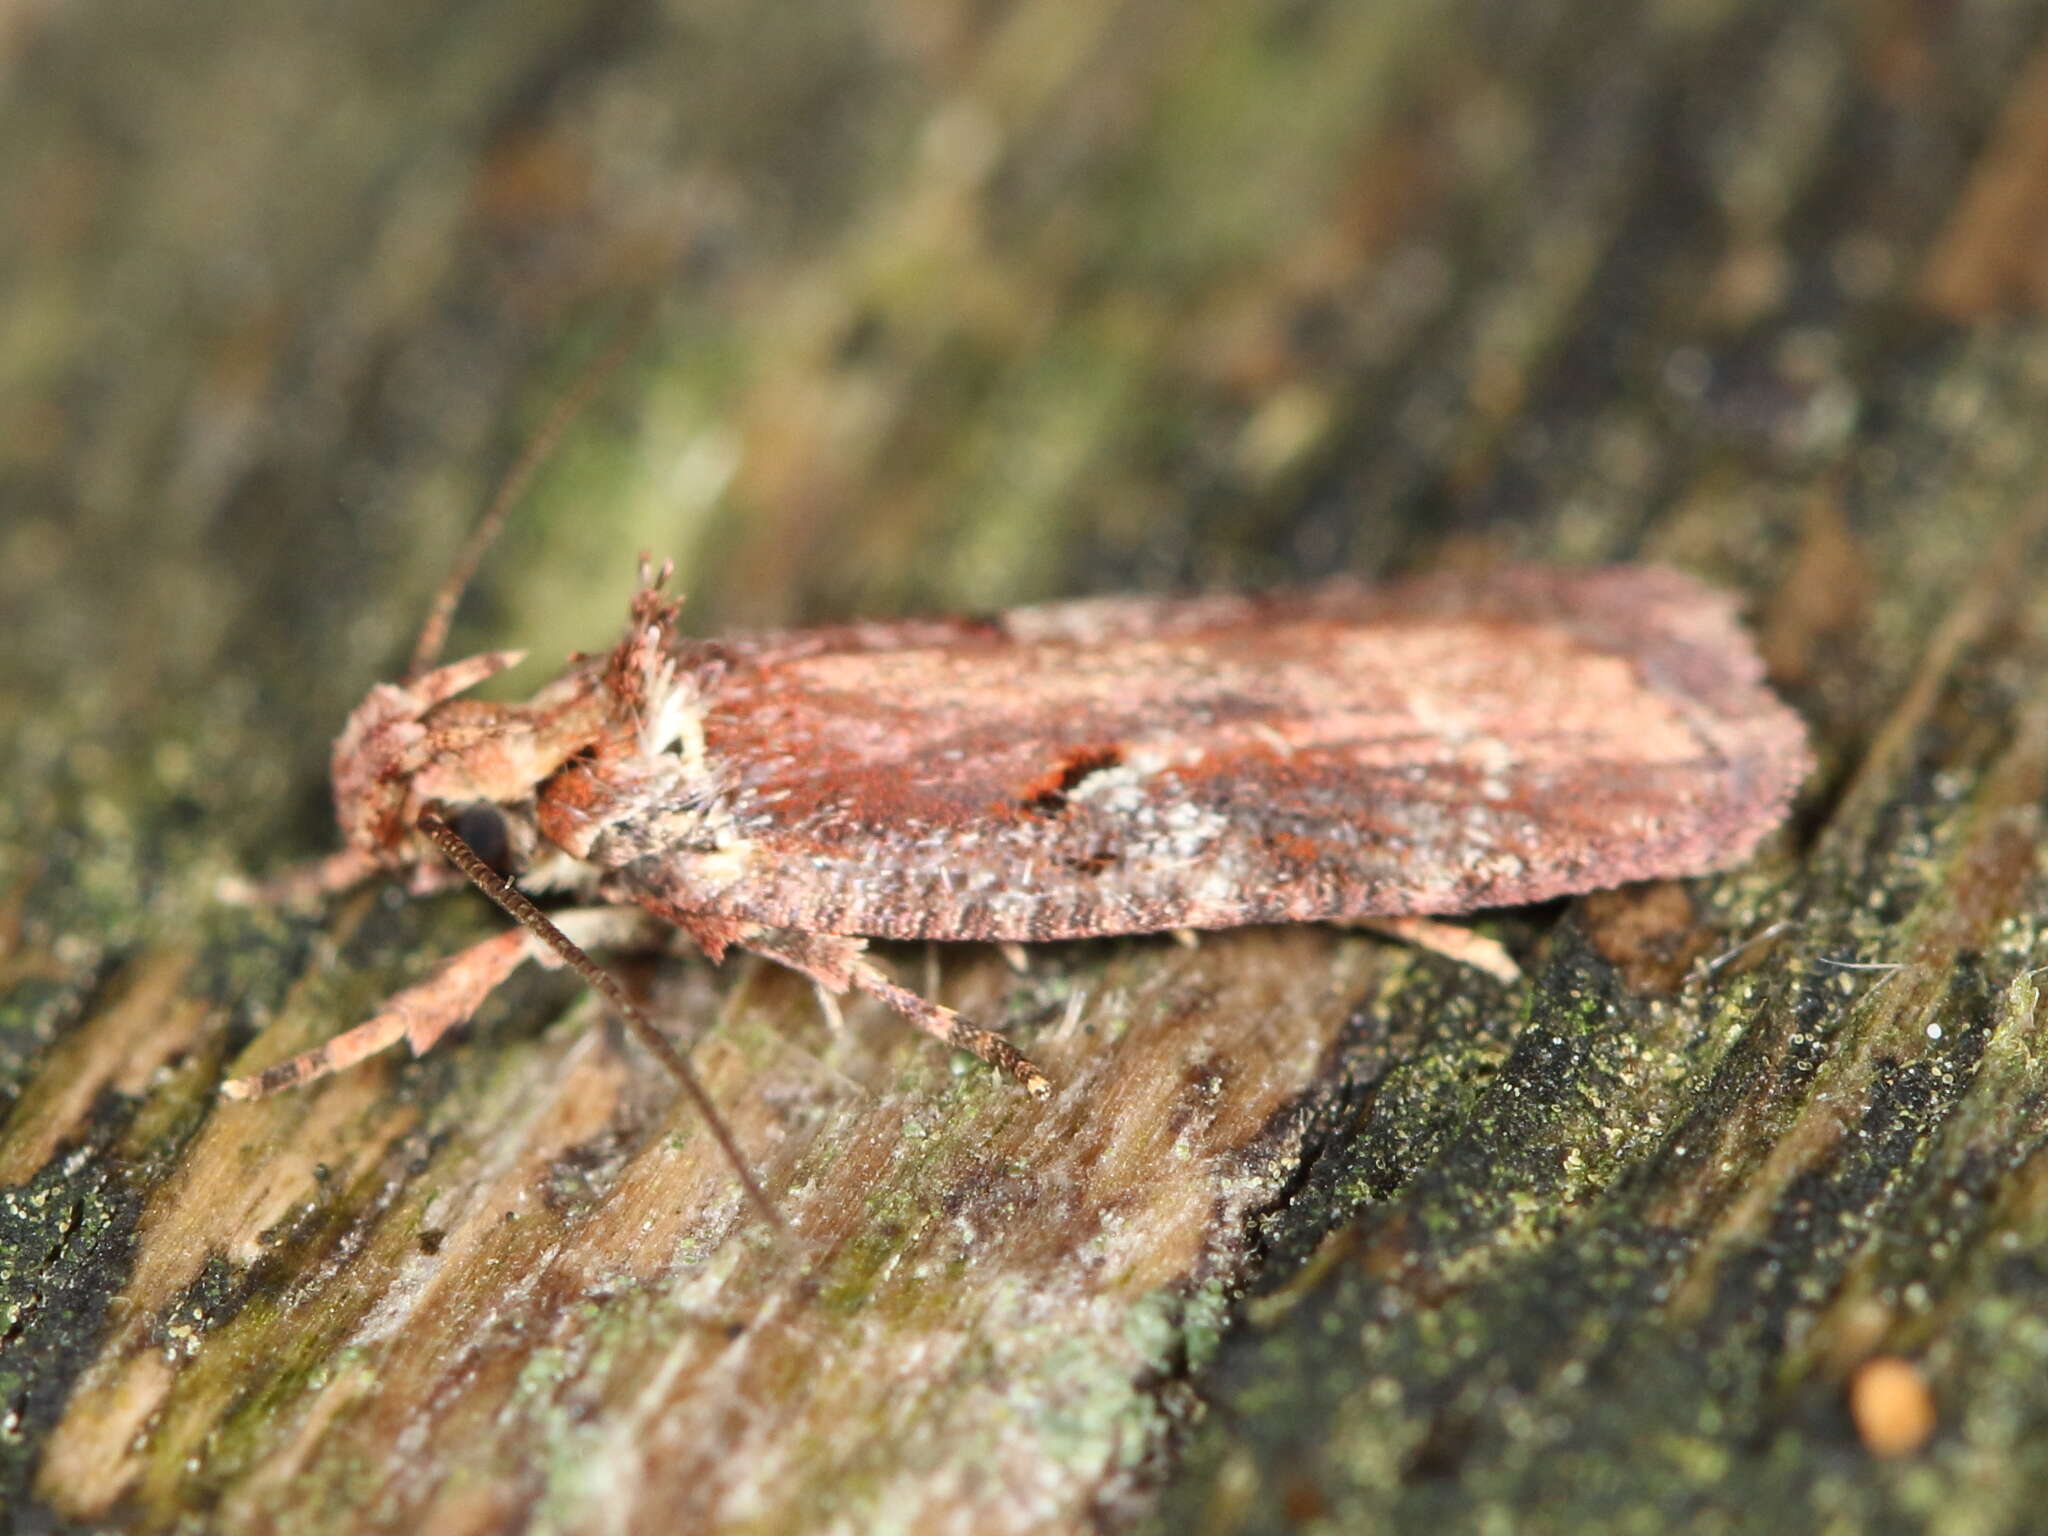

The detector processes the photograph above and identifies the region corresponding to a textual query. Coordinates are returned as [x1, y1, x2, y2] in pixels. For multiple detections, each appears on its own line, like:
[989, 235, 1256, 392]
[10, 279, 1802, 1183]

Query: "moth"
[225, 549, 1808, 1222]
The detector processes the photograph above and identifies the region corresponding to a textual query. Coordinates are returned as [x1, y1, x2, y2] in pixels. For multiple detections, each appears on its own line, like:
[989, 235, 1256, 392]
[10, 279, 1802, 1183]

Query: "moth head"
[330, 649, 541, 868]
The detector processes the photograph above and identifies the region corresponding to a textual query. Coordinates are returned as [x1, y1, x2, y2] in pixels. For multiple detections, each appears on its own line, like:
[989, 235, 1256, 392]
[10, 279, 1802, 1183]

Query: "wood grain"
[6, 1, 2048, 1532]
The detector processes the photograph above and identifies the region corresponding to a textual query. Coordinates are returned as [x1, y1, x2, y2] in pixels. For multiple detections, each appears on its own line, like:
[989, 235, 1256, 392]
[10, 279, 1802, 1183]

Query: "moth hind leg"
[1346, 915, 1521, 983]
[853, 967, 1052, 1098]
[738, 926, 1051, 1098]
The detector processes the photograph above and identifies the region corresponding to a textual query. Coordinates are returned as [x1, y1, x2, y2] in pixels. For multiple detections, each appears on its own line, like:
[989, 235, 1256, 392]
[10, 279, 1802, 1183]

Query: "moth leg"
[849, 964, 1052, 1099]
[220, 908, 651, 1100]
[1348, 916, 1521, 984]
[219, 844, 489, 911]
[215, 846, 386, 909]
[222, 928, 532, 1099]
[811, 983, 845, 1035]
[737, 927, 1052, 1098]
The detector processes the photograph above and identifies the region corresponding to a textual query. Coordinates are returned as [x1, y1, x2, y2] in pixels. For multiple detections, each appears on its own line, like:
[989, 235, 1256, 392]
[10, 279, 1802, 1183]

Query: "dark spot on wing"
[1020, 746, 1126, 818]
[1058, 845, 1120, 875]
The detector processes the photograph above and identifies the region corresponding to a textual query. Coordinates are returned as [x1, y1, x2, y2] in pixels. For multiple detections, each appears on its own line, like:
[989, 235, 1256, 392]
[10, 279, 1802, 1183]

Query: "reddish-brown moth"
[224, 552, 1808, 1223]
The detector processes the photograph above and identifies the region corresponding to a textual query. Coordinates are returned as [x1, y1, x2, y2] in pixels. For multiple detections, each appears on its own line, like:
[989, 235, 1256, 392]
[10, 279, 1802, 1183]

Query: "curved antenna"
[407, 307, 651, 682]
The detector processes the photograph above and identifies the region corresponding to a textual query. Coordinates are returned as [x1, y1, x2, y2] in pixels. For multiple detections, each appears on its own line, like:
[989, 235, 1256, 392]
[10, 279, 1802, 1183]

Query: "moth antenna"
[416, 810, 788, 1242]
[407, 308, 650, 682]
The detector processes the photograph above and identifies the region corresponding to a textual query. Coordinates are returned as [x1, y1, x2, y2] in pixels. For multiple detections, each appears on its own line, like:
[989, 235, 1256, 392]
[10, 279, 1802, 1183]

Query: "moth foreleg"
[222, 928, 532, 1099]
[220, 907, 649, 1100]
[737, 927, 1052, 1099]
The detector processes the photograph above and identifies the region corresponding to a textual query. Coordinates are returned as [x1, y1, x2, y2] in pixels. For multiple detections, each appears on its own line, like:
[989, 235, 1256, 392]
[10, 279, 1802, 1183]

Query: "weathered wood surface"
[6, 1, 2048, 1531]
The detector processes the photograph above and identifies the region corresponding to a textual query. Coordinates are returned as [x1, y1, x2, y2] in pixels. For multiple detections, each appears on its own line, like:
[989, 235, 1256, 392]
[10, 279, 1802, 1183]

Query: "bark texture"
[6, 1, 2048, 1532]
